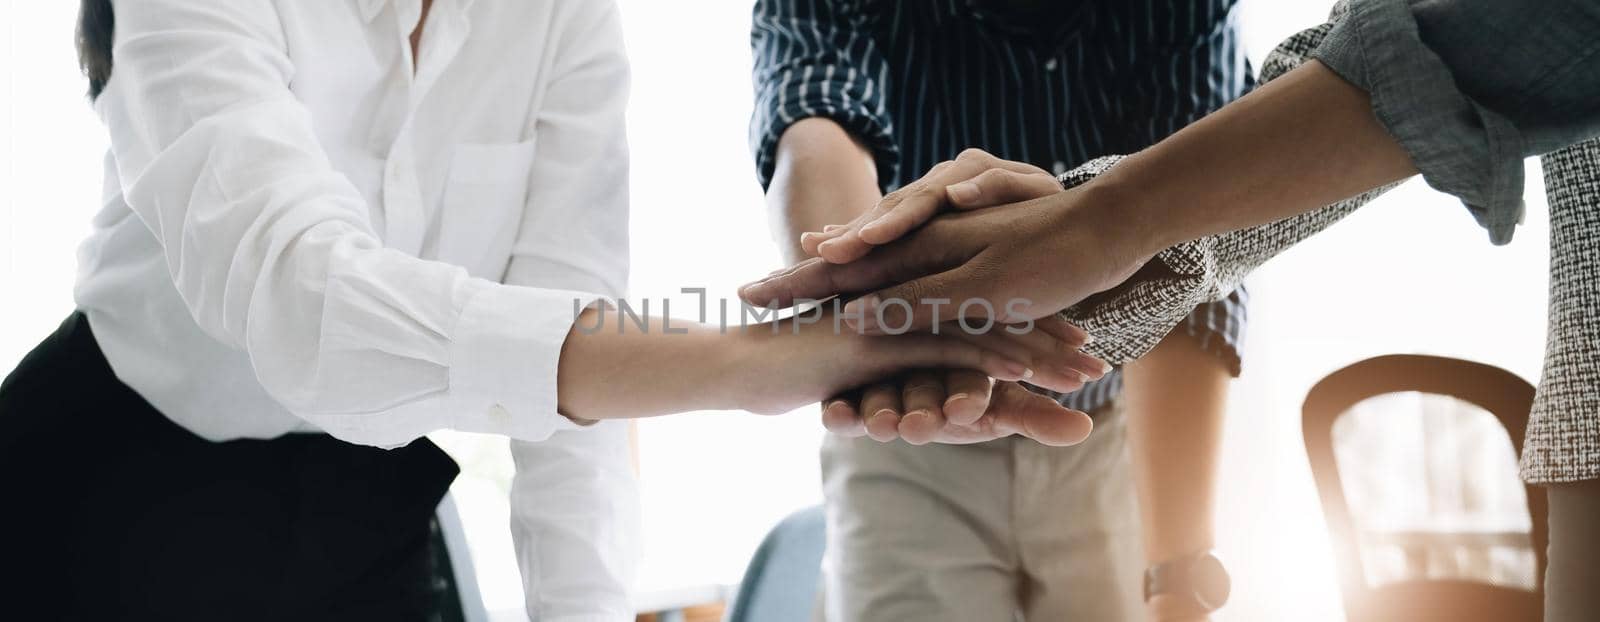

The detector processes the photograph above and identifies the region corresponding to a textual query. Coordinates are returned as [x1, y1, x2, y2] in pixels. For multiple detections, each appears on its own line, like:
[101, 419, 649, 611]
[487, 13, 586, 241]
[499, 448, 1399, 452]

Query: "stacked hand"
[740, 149, 1153, 445]
[741, 148, 1154, 332]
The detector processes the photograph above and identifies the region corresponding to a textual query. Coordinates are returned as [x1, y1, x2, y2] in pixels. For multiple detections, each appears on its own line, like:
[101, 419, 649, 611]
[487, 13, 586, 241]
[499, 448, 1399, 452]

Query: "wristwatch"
[1144, 550, 1230, 614]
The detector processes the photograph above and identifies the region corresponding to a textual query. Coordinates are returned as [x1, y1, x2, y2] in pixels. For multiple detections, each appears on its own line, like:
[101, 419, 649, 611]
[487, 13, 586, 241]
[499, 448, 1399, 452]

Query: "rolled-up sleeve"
[100, 0, 611, 447]
[750, 0, 899, 189]
[1059, 21, 1395, 364]
[1180, 289, 1247, 377]
[1311, 0, 1600, 244]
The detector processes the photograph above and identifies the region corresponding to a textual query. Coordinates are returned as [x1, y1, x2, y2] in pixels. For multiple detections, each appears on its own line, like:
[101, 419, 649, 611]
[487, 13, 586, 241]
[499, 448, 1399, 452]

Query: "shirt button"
[1052, 161, 1068, 175]
[1043, 57, 1059, 71]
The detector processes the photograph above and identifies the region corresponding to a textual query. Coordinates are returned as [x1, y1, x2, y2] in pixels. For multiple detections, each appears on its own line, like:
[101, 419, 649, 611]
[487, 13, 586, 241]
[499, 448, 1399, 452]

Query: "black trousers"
[0, 314, 462, 622]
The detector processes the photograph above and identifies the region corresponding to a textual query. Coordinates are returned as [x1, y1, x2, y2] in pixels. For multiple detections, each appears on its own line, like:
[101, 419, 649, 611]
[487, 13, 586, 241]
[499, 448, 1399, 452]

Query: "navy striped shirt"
[750, 0, 1251, 413]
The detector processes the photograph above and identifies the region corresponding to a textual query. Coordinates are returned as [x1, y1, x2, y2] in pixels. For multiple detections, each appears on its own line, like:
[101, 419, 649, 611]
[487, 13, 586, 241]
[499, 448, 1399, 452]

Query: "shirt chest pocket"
[435, 141, 538, 280]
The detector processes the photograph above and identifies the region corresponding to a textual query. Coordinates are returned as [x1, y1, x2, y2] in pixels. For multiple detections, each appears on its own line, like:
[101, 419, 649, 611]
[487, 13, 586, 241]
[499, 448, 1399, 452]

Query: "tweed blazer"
[1062, 16, 1599, 484]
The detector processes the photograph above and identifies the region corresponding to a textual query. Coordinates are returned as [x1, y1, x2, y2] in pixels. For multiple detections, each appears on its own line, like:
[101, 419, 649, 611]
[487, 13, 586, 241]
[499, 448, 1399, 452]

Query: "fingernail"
[999, 360, 1027, 379]
[1075, 370, 1091, 383]
[1101, 361, 1113, 374]
[947, 181, 979, 203]
[904, 410, 932, 425]
[1022, 368, 1035, 380]
[823, 224, 845, 232]
[859, 218, 887, 238]
[843, 295, 880, 331]
[944, 393, 970, 408]
[1083, 333, 1096, 345]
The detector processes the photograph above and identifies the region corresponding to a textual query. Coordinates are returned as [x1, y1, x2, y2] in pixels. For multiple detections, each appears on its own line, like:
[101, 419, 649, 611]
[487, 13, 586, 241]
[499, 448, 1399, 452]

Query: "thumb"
[945, 168, 1063, 210]
[989, 382, 1093, 446]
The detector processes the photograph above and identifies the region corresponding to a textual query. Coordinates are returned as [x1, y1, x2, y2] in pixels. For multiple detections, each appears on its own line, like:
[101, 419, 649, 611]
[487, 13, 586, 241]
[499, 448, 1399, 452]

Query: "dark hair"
[77, 0, 115, 99]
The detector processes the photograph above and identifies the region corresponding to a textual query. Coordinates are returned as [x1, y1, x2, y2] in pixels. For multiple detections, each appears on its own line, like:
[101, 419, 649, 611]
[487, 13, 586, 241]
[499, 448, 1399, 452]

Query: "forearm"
[767, 117, 882, 264]
[556, 308, 741, 420]
[555, 305, 1054, 421]
[1121, 330, 1229, 569]
[1084, 61, 1417, 258]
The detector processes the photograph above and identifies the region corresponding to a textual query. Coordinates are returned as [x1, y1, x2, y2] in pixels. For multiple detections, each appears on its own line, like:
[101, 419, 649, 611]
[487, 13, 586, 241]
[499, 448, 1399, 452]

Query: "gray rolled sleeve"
[1312, 0, 1600, 244]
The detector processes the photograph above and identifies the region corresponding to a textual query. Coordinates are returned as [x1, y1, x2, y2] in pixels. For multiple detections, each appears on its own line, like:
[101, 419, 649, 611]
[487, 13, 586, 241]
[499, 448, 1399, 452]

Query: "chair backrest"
[724, 505, 827, 622]
[1302, 354, 1545, 621]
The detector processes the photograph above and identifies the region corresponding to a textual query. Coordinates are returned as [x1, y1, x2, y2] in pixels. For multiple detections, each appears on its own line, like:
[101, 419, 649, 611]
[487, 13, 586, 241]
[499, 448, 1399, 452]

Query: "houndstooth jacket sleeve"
[1058, 15, 1395, 366]
[1056, 5, 1600, 484]
[1522, 141, 1600, 484]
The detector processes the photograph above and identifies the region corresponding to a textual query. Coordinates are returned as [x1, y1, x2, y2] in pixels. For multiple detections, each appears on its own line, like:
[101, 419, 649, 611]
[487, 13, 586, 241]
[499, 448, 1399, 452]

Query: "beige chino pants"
[816, 400, 1144, 621]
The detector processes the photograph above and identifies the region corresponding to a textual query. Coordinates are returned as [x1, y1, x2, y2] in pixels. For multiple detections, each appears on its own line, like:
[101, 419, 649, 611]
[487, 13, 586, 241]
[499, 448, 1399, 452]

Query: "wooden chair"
[1302, 354, 1545, 621]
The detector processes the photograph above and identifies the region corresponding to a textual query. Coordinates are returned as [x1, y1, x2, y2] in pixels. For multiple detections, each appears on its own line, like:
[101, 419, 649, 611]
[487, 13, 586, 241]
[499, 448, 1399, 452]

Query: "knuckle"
[896, 281, 928, 306]
[957, 148, 991, 163]
[879, 188, 909, 209]
[982, 168, 1016, 189]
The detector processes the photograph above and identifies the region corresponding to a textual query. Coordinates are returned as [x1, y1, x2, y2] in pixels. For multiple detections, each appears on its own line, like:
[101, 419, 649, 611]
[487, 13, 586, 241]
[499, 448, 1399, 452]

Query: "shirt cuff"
[1054, 156, 1227, 364]
[1311, 0, 1525, 245]
[751, 95, 901, 190]
[1179, 291, 1248, 378]
[448, 281, 604, 442]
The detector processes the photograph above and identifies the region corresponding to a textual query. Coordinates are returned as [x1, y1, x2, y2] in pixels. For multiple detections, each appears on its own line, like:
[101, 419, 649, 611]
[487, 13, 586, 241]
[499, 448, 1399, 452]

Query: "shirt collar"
[357, 0, 479, 24]
[358, 0, 387, 23]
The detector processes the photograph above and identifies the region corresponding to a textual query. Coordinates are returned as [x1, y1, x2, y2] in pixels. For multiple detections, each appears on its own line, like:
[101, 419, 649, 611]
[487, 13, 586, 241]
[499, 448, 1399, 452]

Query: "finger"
[941, 369, 993, 426]
[989, 381, 1093, 446]
[740, 227, 979, 309]
[945, 168, 1063, 209]
[859, 383, 904, 442]
[996, 321, 1110, 383]
[807, 160, 961, 263]
[851, 150, 1047, 247]
[799, 231, 829, 257]
[946, 325, 1084, 394]
[897, 370, 947, 445]
[1030, 314, 1091, 348]
[738, 257, 840, 308]
[820, 391, 866, 437]
[872, 332, 1031, 383]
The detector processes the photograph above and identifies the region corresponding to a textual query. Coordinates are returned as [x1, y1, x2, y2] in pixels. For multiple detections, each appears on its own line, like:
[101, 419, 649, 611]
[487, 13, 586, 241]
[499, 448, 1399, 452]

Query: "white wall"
[1, 2, 1549, 620]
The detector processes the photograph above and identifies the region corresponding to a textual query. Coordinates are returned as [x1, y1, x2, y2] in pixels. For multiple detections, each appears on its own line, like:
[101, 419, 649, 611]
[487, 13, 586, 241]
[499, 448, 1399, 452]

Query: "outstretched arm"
[739, 58, 1411, 334]
[554, 305, 1095, 429]
[744, 0, 1600, 341]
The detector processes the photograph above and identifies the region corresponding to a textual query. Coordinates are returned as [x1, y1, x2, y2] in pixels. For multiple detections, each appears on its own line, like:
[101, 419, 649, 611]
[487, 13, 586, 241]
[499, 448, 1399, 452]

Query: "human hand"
[1146, 595, 1214, 622]
[797, 148, 1065, 264]
[729, 306, 1105, 427]
[738, 180, 1155, 334]
[820, 368, 1093, 446]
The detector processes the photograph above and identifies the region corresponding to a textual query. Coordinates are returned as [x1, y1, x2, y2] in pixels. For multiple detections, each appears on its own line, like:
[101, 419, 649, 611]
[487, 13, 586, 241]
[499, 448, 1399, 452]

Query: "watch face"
[1192, 553, 1231, 610]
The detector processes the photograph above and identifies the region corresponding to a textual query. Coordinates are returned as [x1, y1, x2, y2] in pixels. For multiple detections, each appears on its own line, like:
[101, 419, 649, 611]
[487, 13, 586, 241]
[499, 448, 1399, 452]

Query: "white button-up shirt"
[74, 0, 637, 617]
